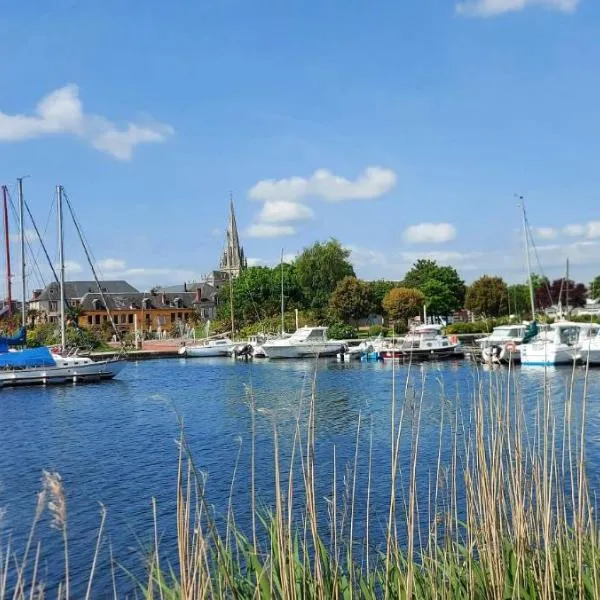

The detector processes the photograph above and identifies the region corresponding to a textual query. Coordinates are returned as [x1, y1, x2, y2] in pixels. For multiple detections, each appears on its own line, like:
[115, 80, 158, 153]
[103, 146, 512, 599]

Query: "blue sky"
[1, 0, 599, 295]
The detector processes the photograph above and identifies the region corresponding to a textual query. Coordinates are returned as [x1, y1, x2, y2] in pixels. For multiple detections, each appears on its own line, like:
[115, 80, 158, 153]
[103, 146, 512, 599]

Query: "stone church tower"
[218, 197, 247, 278]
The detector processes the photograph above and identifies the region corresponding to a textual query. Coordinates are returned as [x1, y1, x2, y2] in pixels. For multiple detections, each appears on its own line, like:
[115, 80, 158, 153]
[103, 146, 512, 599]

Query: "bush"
[368, 324, 389, 337]
[327, 322, 358, 340]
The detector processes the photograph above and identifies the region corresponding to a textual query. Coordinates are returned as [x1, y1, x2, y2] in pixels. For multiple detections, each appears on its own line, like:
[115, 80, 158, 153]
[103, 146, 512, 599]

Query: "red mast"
[2, 186, 12, 318]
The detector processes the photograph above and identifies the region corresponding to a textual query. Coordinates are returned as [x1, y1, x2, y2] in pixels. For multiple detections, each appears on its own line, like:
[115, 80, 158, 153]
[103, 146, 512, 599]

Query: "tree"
[295, 240, 355, 310]
[382, 287, 424, 325]
[465, 276, 509, 318]
[589, 276, 600, 302]
[402, 259, 465, 309]
[507, 284, 532, 317]
[329, 276, 374, 323]
[420, 280, 459, 317]
[535, 278, 587, 310]
[368, 280, 399, 314]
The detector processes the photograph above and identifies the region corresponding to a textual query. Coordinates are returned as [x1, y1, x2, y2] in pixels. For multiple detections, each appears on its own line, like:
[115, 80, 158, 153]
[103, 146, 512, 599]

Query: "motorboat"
[262, 326, 344, 359]
[476, 324, 527, 364]
[0, 346, 126, 387]
[178, 337, 234, 357]
[380, 325, 460, 361]
[520, 321, 585, 366]
[576, 324, 600, 365]
[338, 340, 373, 361]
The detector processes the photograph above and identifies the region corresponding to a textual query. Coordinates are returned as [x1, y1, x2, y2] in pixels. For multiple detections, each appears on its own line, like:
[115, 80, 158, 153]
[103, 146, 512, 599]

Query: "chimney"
[161, 292, 167, 306]
[195, 287, 202, 303]
[184, 282, 188, 292]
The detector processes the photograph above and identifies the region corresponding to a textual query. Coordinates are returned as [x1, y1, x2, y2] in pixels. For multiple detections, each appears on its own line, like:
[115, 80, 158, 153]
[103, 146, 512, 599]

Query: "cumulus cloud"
[0, 84, 173, 160]
[98, 258, 126, 271]
[403, 223, 457, 244]
[246, 223, 296, 238]
[562, 222, 600, 239]
[456, 0, 578, 17]
[63, 260, 83, 274]
[249, 166, 397, 203]
[9, 228, 38, 243]
[246, 257, 266, 267]
[535, 227, 558, 240]
[258, 201, 315, 223]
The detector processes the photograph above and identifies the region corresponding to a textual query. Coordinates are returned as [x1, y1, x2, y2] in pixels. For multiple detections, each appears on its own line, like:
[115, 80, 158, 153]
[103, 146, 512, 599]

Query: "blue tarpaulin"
[0, 347, 56, 369]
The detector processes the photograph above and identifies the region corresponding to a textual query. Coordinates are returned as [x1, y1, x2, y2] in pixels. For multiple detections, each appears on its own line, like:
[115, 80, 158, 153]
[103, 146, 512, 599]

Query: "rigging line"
[523, 209, 553, 307]
[5, 189, 48, 293]
[62, 189, 124, 348]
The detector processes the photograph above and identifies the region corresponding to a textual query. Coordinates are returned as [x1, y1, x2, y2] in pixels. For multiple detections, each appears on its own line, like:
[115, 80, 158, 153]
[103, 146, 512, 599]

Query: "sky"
[1, 0, 600, 296]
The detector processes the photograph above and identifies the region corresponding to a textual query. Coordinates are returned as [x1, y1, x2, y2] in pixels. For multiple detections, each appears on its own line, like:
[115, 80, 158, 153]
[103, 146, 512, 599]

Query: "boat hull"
[578, 347, 600, 366]
[0, 358, 127, 387]
[381, 345, 461, 361]
[263, 342, 344, 359]
[520, 344, 578, 366]
[179, 346, 232, 358]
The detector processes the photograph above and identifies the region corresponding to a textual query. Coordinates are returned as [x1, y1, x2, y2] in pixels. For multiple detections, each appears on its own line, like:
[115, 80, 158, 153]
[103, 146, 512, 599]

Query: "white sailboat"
[0, 184, 126, 387]
[178, 336, 235, 357]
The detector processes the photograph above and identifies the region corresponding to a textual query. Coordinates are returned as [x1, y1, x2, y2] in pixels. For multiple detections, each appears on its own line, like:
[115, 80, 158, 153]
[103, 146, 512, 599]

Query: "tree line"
[216, 239, 600, 333]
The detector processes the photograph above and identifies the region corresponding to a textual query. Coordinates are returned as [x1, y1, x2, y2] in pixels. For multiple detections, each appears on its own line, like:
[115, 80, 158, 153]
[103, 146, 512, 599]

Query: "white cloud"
[0, 84, 173, 160]
[283, 252, 297, 263]
[63, 260, 83, 274]
[562, 222, 600, 239]
[211, 227, 222, 237]
[246, 257, 266, 267]
[249, 166, 397, 203]
[403, 223, 457, 244]
[535, 227, 557, 240]
[456, 0, 578, 17]
[564, 224, 585, 237]
[347, 245, 388, 268]
[259, 201, 314, 223]
[98, 258, 126, 271]
[246, 223, 296, 238]
[586, 222, 600, 239]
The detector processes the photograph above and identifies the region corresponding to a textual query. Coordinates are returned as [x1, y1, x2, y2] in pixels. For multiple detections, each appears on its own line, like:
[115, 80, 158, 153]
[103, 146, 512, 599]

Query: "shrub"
[368, 324, 389, 337]
[327, 322, 358, 340]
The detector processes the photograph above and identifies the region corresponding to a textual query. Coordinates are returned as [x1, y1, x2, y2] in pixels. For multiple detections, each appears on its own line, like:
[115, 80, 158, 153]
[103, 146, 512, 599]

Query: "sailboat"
[0, 184, 126, 387]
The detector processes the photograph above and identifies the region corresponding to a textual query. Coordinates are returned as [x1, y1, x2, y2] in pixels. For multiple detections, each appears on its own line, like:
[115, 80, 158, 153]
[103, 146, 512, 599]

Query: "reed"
[1, 363, 599, 599]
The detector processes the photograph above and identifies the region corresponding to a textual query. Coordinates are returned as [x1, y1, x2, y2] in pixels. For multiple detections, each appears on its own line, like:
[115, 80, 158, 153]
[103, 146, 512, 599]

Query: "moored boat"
[380, 325, 460, 361]
[179, 337, 235, 357]
[520, 321, 585, 366]
[262, 326, 343, 359]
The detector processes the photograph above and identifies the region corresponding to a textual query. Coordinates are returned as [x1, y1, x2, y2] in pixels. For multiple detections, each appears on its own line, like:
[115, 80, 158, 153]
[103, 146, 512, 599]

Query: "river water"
[1, 357, 599, 597]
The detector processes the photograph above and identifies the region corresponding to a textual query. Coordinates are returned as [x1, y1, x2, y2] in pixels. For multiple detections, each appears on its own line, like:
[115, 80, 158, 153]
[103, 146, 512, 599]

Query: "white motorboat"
[262, 326, 344, 359]
[576, 324, 600, 365]
[476, 324, 527, 363]
[0, 346, 126, 387]
[520, 321, 585, 366]
[380, 325, 460, 361]
[178, 337, 234, 357]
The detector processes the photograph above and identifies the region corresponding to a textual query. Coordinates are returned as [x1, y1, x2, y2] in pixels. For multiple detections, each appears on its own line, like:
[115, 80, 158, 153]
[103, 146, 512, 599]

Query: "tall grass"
[1, 363, 599, 598]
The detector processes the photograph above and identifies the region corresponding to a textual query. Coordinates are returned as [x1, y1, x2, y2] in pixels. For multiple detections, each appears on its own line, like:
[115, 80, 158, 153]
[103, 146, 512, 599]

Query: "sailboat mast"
[2, 186, 12, 318]
[17, 178, 26, 326]
[520, 198, 536, 319]
[565, 258, 570, 315]
[280, 248, 285, 335]
[57, 185, 66, 352]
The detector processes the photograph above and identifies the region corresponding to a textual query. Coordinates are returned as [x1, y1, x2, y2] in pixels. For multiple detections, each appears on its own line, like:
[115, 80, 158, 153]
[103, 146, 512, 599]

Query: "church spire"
[219, 194, 246, 277]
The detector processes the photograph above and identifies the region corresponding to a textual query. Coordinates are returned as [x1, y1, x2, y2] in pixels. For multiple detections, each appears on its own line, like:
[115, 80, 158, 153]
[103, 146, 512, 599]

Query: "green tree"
[295, 240, 355, 310]
[382, 287, 425, 325]
[402, 259, 466, 308]
[507, 283, 532, 317]
[368, 280, 399, 314]
[590, 276, 600, 302]
[465, 276, 509, 318]
[329, 276, 374, 323]
[420, 280, 459, 317]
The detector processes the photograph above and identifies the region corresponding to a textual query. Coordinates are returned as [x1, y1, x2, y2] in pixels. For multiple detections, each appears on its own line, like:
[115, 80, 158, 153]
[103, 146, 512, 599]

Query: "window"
[171, 312, 176, 323]
[49, 301, 58, 311]
[177, 312, 182, 320]
[87, 316, 92, 325]
[103, 315, 108, 323]
[128, 314, 134, 324]
[95, 315, 100, 325]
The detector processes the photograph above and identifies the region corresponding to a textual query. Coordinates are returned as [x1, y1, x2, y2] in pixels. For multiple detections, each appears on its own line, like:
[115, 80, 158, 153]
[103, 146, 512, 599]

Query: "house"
[29, 280, 140, 324]
[77, 286, 218, 334]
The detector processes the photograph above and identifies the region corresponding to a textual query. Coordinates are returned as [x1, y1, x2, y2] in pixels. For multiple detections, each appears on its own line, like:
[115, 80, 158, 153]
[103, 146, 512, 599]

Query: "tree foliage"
[465, 276, 509, 318]
[295, 240, 355, 310]
[382, 287, 425, 324]
[368, 280, 399, 314]
[420, 280, 459, 317]
[329, 276, 374, 323]
[402, 260, 465, 313]
[535, 278, 588, 310]
[591, 276, 600, 302]
[507, 284, 533, 317]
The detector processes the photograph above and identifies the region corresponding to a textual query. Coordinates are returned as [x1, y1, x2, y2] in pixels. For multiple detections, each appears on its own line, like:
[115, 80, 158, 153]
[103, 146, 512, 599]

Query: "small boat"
[476, 324, 528, 364]
[380, 325, 460, 361]
[520, 321, 585, 366]
[262, 326, 344, 359]
[338, 340, 373, 361]
[178, 337, 235, 357]
[0, 346, 126, 387]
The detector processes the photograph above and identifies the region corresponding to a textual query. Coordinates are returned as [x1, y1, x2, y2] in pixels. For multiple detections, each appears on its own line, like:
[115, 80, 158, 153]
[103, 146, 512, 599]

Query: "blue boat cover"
[0, 346, 56, 369]
[0, 326, 27, 349]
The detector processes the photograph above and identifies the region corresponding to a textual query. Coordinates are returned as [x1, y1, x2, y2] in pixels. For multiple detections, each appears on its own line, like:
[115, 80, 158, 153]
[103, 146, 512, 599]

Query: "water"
[1, 358, 600, 597]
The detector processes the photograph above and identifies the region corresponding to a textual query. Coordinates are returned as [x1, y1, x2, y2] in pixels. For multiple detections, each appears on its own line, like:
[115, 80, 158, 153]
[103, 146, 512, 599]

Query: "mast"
[280, 248, 285, 335]
[519, 197, 536, 320]
[57, 185, 66, 353]
[17, 178, 26, 326]
[2, 186, 12, 318]
[565, 258, 570, 315]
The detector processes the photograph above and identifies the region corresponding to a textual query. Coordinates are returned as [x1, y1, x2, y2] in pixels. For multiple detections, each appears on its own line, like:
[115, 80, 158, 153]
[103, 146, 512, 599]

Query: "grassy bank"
[1, 364, 598, 599]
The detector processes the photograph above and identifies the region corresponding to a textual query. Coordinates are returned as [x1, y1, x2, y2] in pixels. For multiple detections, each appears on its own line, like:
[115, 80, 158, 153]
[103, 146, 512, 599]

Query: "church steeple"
[219, 195, 246, 277]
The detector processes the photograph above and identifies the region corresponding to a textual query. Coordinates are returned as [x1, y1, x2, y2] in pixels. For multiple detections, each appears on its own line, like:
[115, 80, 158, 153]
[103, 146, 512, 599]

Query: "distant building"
[77, 287, 218, 334]
[29, 280, 139, 324]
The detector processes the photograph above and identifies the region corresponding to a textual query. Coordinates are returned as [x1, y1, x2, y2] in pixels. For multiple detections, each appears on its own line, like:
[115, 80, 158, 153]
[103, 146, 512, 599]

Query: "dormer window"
[92, 299, 100, 310]
[142, 297, 151, 309]
[174, 297, 182, 308]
